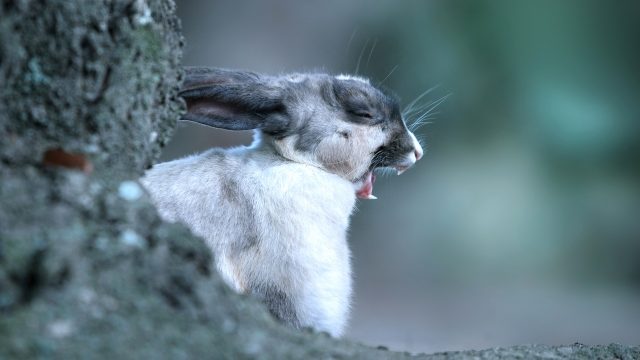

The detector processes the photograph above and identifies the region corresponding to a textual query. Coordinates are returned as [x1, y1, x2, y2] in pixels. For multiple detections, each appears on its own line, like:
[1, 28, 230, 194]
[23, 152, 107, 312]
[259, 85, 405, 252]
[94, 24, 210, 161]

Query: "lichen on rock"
[0, 0, 183, 178]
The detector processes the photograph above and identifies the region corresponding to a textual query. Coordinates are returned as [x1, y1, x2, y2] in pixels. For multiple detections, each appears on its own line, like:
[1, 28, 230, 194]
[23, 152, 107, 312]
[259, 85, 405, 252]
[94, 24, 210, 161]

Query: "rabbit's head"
[180, 67, 423, 199]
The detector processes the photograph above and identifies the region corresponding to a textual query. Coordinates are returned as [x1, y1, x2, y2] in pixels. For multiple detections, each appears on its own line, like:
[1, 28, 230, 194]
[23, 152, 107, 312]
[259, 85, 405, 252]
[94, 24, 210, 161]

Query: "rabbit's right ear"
[178, 67, 288, 133]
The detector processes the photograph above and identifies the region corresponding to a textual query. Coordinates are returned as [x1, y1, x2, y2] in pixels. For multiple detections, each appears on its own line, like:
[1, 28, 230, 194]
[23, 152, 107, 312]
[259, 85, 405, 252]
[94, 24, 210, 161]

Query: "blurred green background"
[165, 0, 640, 353]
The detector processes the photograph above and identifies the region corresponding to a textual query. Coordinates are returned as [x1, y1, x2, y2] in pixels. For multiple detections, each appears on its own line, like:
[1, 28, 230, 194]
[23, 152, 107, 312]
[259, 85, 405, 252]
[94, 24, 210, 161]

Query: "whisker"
[404, 98, 443, 117]
[409, 114, 437, 131]
[409, 119, 435, 131]
[415, 135, 427, 148]
[421, 94, 450, 116]
[410, 110, 437, 126]
[402, 85, 441, 117]
[407, 93, 450, 129]
[365, 38, 378, 71]
[355, 38, 369, 75]
[345, 28, 358, 55]
[380, 167, 396, 177]
[379, 64, 399, 86]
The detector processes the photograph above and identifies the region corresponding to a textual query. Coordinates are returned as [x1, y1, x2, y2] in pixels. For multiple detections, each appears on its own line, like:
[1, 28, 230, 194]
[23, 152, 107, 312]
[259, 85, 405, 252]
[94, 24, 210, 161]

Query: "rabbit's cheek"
[316, 140, 354, 174]
[352, 125, 386, 156]
[338, 126, 383, 177]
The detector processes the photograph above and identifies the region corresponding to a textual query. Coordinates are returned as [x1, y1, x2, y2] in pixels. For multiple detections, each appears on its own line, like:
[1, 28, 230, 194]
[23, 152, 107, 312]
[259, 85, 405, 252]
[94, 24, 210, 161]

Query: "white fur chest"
[257, 162, 356, 335]
[142, 146, 357, 337]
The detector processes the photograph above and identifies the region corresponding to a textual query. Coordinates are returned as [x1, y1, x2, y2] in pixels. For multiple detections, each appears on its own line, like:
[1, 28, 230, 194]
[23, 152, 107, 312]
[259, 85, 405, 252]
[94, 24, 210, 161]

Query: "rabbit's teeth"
[395, 166, 410, 175]
[355, 171, 376, 200]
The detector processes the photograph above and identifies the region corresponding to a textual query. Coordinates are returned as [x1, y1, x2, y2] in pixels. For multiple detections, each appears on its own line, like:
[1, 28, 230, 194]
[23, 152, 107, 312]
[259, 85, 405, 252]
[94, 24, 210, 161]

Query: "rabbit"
[141, 67, 423, 337]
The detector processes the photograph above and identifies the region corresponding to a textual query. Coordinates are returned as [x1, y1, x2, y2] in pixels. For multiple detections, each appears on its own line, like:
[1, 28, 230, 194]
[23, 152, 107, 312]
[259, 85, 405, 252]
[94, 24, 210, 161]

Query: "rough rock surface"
[0, 0, 638, 359]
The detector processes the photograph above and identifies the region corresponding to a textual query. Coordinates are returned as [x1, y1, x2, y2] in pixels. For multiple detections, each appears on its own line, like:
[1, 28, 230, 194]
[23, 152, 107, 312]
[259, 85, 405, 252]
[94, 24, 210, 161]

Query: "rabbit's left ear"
[178, 67, 289, 134]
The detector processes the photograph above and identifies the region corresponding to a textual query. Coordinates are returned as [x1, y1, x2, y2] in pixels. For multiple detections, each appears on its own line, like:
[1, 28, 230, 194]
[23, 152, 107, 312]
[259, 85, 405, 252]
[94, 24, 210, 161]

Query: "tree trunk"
[0, 1, 637, 359]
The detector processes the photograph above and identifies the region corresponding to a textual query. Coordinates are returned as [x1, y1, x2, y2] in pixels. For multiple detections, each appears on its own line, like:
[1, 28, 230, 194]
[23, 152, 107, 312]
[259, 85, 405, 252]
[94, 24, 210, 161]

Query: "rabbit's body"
[142, 68, 423, 337]
[142, 135, 354, 335]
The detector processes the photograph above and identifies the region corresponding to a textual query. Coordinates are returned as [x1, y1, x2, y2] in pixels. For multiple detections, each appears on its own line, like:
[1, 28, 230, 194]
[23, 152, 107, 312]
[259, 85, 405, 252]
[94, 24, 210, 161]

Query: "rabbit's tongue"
[356, 171, 377, 200]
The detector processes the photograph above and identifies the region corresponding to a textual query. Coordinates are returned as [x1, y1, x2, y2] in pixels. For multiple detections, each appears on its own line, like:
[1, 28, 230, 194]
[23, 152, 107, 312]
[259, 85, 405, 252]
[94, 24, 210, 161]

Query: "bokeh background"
[164, 0, 640, 353]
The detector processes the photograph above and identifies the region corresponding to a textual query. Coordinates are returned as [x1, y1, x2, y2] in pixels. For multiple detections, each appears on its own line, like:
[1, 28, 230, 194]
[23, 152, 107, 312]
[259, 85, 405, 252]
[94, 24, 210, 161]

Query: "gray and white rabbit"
[141, 67, 423, 337]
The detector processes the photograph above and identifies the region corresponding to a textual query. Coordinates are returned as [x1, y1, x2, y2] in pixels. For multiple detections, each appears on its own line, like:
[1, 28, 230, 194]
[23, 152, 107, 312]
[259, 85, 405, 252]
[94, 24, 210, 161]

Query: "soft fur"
[141, 68, 423, 337]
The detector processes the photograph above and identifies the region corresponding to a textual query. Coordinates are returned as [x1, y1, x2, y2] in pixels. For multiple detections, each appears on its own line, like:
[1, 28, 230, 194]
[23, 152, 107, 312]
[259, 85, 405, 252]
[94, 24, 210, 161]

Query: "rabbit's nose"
[393, 131, 423, 175]
[410, 132, 423, 161]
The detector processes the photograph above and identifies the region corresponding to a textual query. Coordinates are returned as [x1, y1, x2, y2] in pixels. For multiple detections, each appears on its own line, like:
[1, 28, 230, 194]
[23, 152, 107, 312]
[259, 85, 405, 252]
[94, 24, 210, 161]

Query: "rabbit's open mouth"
[355, 171, 377, 200]
[355, 153, 419, 200]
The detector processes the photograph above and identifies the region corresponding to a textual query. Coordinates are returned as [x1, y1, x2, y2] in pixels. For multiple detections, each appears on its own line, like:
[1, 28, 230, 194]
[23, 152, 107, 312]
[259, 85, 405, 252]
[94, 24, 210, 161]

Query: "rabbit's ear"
[178, 67, 288, 133]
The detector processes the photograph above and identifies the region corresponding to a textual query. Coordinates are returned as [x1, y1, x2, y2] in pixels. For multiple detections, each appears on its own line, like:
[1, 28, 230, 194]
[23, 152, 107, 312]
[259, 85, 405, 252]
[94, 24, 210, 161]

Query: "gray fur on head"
[141, 67, 424, 337]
